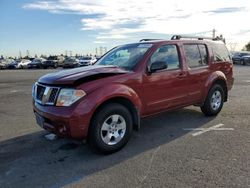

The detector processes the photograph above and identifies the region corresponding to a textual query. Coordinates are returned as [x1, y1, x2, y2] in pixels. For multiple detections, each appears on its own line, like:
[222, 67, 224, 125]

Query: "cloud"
[94, 41, 106, 44]
[204, 7, 246, 14]
[97, 34, 129, 39]
[23, 0, 250, 49]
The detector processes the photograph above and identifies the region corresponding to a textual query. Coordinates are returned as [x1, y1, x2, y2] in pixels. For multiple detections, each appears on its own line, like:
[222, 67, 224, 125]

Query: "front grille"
[48, 88, 59, 103]
[34, 83, 60, 105]
[37, 85, 46, 101]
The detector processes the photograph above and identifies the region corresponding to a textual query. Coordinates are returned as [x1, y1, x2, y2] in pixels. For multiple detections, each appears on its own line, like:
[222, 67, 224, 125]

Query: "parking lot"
[0, 65, 249, 188]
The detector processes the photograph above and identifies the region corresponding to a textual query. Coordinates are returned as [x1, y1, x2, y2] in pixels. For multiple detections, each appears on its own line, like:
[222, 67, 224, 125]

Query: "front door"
[142, 44, 189, 115]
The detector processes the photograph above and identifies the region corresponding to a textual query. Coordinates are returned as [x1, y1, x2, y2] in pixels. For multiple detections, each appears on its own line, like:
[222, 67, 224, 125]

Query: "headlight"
[32, 83, 36, 98]
[56, 89, 86, 106]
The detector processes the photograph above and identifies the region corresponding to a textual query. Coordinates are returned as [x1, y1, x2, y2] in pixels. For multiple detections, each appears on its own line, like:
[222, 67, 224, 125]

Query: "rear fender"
[203, 71, 227, 102]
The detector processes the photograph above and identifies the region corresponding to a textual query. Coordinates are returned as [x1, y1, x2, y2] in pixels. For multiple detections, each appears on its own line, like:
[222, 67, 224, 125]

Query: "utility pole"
[104, 47, 107, 54]
[212, 29, 216, 38]
[100, 46, 103, 56]
[95, 48, 98, 56]
[19, 51, 22, 58]
[26, 50, 30, 57]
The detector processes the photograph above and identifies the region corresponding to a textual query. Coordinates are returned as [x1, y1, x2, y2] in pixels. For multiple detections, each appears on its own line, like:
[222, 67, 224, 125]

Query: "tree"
[242, 41, 250, 51]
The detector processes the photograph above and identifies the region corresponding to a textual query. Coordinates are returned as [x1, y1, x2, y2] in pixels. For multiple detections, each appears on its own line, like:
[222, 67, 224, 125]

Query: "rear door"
[183, 43, 210, 103]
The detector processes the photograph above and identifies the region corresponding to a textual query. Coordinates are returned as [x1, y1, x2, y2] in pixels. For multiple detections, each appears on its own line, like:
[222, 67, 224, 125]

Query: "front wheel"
[88, 103, 133, 154]
[201, 84, 224, 116]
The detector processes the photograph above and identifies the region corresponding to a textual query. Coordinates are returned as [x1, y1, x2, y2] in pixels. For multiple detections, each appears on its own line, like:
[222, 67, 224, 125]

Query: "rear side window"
[212, 43, 231, 62]
[183, 44, 208, 68]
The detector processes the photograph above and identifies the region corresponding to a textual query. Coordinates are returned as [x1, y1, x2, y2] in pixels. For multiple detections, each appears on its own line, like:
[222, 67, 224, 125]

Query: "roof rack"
[171, 35, 215, 40]
[171, 35, 226, 43]
[139, 39, 163, 42]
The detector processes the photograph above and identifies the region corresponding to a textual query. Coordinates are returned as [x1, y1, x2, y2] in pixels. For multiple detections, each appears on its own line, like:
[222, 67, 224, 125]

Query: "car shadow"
[0, 107, 215, 188]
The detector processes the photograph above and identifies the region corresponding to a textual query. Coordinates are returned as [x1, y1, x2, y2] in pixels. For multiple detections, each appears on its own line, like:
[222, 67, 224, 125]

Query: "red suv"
[32, 35, 234, 154]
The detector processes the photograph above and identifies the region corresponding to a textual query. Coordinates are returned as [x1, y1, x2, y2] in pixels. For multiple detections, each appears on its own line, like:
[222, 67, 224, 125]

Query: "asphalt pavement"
[0, 66, 249, 188]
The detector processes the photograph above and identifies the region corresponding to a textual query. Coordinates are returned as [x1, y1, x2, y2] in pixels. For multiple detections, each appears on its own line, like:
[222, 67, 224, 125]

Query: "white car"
[78, 56, 97, 66]
[18, 59, 32, 69]
[0, 60, 7, 69]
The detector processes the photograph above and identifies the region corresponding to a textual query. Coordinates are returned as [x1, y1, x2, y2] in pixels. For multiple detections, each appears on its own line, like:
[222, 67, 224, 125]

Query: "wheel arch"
[212, 79, 228, 102]
[204, 71, 228, 103]
[89, 96, 141, 138]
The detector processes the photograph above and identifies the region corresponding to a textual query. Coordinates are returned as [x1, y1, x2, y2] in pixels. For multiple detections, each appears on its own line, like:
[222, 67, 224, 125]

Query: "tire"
[54, 63, 58, 69]
[201, 84, 224, 116]
[88, 103, 133, 154]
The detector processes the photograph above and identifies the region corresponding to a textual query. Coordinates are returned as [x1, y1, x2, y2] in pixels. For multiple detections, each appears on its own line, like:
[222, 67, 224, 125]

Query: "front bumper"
[33, 100, 91, 139]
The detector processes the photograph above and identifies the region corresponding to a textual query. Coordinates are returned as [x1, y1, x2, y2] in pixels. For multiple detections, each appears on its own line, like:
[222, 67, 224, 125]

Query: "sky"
[0, 0, 250, 57]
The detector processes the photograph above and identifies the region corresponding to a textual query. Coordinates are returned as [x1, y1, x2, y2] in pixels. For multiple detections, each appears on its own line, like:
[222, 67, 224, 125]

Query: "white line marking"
[44, 133, 57, 141]
[10, 90, 19, 93]
[183, 123, 234, 136]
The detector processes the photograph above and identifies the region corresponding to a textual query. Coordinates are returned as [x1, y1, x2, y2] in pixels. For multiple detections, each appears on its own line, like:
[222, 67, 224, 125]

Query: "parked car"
[1, 59, 15, 69]
[32, 35, 234, 154]
[242, 55, 250, 65]
[18, 59, 32, 69]
[0, 61, 7, 69]
[45, 55, 64, 67]
[232, 51, 250, 64]
[56, 55, 65, 67]
[7, 60, 20, 69]
[28, 58, 45, 69]
[79, 56, 97, 66]
[63, 57, 79, 68]
[42, 60, 58, 69]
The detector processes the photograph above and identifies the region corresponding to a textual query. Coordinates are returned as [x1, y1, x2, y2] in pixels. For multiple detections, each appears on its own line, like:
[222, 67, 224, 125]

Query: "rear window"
[212, 43, 231, 62]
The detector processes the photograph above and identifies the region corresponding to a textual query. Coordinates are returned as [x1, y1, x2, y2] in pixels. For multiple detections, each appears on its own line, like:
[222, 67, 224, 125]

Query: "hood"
[38, 65, 129, 85]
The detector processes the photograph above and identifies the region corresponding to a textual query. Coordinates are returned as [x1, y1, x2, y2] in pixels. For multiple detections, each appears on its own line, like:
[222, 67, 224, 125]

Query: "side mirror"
[149, 61, 167, 73]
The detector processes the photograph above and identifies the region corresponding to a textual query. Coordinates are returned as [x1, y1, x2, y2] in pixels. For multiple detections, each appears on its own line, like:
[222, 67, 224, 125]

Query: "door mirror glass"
[149, 61, 167, 73]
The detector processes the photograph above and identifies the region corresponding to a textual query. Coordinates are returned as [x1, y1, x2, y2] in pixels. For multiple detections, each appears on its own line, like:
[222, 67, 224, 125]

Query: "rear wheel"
[88, 103, 133, 154]
[201, 84, 224, 116]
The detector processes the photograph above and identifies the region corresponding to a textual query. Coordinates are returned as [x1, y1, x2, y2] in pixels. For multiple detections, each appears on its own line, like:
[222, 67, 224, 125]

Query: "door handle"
[177, 72, 186, 79]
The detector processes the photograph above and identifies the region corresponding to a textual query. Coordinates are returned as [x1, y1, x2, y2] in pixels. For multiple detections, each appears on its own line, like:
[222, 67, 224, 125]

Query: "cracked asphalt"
[0, 65, 249, 188]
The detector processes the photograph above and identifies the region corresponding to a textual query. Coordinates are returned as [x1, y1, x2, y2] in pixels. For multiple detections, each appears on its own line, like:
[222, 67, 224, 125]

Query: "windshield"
[240, 53, 250, 56]
[32, 59, 41, 63]
[95, 43, 153, 70]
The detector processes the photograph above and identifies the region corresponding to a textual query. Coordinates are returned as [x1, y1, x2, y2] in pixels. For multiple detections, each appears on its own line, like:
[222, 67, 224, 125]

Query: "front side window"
[96, 43, 152, 70]
[183, 44, 208, 68]
[149, 44, 180, 70]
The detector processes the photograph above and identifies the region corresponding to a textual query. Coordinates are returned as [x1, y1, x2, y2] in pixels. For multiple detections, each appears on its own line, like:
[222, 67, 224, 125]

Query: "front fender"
[90, 83, 142, 112]
[73, 83, 142, 136]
